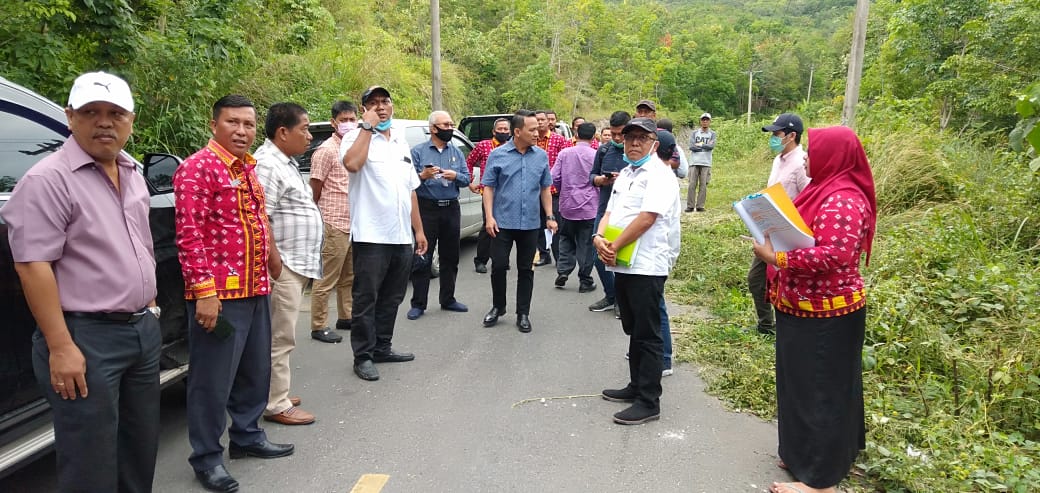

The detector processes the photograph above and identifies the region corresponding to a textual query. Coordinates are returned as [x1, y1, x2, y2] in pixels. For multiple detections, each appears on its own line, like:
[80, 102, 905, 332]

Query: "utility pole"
[431, 0, 443, 110]
[806, 64, 815, 105]
[842, 0, 869, 127]
[745, 69, 761, 125]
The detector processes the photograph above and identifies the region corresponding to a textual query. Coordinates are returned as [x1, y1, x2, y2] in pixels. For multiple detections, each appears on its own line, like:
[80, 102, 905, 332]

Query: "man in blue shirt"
[407, 111, 471, 320]
[481, 110, 558, 333]
[587, 111, 631, 317]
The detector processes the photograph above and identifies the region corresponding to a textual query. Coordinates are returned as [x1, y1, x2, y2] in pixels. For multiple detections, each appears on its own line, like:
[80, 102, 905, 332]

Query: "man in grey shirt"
[686, 112, 717, 212]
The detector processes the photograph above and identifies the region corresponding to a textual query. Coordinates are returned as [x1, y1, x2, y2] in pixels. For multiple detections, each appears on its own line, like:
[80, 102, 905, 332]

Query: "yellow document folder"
[604, 224, 639, 267]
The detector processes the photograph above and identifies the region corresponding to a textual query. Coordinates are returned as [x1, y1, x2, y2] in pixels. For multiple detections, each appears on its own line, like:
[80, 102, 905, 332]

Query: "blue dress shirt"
[411, 139, 471, 200]
[481, 140, 551, 230]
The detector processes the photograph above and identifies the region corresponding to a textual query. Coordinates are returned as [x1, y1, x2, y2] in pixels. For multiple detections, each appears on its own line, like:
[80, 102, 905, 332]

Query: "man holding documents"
[749, 113, 810, 335]
[592, 117, 681, 425]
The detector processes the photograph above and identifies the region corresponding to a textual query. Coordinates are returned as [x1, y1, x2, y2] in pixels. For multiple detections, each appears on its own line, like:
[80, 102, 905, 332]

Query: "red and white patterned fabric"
[174, 140, 271, 300]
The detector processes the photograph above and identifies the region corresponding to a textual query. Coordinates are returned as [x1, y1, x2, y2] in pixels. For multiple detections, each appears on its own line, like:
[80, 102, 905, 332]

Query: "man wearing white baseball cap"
[686, 112, 717, 212]
[2, 71, 162, 492]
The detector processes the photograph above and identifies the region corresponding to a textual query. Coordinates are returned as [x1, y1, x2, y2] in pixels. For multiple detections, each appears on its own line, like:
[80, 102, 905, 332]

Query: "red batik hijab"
[796, 126, 877, 264]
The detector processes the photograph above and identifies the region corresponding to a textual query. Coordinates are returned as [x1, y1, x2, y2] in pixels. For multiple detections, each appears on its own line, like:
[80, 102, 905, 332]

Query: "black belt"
[64, 309, 149, 324]
[419, 198, 457, 207]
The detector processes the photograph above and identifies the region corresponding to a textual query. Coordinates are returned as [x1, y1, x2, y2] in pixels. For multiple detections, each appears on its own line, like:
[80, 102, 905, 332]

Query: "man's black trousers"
[411, 199, 461, 309]
[490, 228, 539, 315]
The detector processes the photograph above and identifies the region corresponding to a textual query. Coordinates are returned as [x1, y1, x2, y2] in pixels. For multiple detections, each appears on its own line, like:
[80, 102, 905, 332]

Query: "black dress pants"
[411, 200, 461, 309]
[538, 194, 561, 261]
[33, 313, 161, 493]
[490, 228, 539, 315]
[186, 296, 271, 473]
[474, 203, 492, 265]
[351, 242, 412, 362]
[614, 273, 665, 411]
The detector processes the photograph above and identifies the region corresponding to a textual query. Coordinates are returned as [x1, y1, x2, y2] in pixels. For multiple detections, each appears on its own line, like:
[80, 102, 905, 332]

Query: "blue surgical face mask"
[769, 135, 785, 153]
[623, 146, 655, 168]
[375, 118, 393, 132]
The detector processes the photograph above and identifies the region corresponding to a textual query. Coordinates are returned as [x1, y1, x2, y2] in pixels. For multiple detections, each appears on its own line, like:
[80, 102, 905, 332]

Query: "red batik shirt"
[174, 140, 271, 300]
[537, 132, 572, 194]
[769, 192, 870, 318]
[467, 137, 506, 192]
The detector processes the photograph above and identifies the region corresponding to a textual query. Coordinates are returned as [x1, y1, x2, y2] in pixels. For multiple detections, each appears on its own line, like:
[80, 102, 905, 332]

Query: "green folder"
[604, 224, 639, 267]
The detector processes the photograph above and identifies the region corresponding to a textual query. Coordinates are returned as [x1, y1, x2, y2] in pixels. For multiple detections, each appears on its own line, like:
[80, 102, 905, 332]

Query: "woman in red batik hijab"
[751, 125, 876, 493]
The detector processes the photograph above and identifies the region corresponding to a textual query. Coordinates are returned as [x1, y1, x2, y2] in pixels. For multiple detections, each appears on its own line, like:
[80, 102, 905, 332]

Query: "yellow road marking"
[349, 474, 390, 493]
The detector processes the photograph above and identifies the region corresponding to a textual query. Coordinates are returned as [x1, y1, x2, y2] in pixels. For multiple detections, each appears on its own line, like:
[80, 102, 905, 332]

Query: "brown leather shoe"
[289, 396, 301, 407]
[263, 406, 315, 425]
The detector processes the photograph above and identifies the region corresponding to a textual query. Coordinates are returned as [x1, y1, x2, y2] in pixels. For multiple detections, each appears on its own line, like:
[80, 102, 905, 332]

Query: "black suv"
[0, 77, 189, 477]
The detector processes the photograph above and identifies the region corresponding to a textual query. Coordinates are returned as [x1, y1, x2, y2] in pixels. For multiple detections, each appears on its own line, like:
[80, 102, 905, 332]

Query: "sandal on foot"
[771, 482, 807, 493]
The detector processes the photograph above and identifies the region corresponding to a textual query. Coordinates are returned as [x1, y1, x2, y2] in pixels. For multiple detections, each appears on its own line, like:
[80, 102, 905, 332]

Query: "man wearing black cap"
[635, 99, 657, 119]
[686, 112, 716, 212]
[751, 113, 809, 335]
[593, 117, 682, 425]
[339, 86, 427, 381]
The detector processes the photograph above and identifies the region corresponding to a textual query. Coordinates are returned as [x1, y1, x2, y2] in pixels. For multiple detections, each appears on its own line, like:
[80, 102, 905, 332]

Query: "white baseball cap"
[67, 72, 134, 113]
[700, 112, 712, 120]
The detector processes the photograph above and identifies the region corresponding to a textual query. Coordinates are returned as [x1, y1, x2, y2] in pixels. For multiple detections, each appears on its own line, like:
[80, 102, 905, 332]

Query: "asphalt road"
[2, 241, 784, 493]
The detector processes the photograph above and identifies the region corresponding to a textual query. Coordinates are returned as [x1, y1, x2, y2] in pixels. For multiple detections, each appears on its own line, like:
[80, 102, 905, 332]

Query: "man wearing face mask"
[339, 86, 427, 382]
[587, 111, 631, 317]
[594, 117, 681, 426]
[466, 118, 511, 273]
[751, 113, 809, 335]
[406, 111, 471, 321]
[309, 101, 358, 343]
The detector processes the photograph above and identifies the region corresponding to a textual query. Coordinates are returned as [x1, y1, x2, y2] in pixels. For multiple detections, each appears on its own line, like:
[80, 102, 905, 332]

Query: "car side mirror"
[142, 153, 181, 194]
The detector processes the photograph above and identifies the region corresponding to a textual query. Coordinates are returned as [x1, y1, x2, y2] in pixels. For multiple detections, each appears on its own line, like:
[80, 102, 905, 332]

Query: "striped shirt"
[174, 140, 270, 300]
[309, 133, 351, 233]
[254, 139, 324, 280]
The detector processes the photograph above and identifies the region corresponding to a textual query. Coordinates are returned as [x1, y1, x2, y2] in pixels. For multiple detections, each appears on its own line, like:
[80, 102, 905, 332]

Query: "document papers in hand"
[603, 224, 639, 267]
[733, 182, 815, 252]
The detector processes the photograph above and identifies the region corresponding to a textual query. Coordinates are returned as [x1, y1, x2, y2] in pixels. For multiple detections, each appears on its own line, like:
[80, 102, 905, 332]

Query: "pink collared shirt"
[767, 144, 810, 199]
[1, 138, 157, 312]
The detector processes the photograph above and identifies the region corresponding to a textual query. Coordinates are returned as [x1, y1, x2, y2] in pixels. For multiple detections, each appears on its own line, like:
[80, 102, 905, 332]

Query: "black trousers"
[747, 256, 774, 330]
[490, 228, 539, 315]
[556, 217, 595, 284]
[615, 273, 665, 411]
[33, 313, 161, 493]
[351, 242, 412, 363]
[186, 296, 271, 472]
[538, 194, 561, 261]
[474, 203, 492, 265]
[411, 200, 461, 309]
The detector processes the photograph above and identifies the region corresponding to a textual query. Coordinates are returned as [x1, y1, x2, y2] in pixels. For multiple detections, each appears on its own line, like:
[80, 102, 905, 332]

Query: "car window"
[0, 109, 66, 192]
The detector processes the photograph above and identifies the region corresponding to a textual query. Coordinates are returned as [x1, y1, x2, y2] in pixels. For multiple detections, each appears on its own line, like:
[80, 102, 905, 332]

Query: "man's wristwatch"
[148, 306, 161, 319]
[545, 215, 556, 222]
[591, 233, 605, 241]
[358, 121, 375, 133]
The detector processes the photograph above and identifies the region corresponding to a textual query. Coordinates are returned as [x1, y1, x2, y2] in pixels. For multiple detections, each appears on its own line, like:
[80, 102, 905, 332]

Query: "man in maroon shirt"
[1, 72, 161, 492]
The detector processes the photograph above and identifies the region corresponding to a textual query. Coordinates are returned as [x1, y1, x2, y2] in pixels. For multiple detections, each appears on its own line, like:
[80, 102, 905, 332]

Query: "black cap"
[636, 99, 656, 112]
[655, 129, 677, 158]
[762, 113, 803, 134]
[622, 117, 656, 134]
[360, 85, 391, 105]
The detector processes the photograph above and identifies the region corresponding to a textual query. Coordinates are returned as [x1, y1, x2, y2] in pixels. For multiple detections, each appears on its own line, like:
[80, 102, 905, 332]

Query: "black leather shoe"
[228, 439, 294, 459]
[372, 350, 415, 363]
[311, 328, 342, 343]
[483, 306, 505, 327]
[516, 314, 532, 333]
[554, 274, 567, 288]
[534, 257, 551, 267]
[195, 464, 239, 492]
[474, 261, 487, 274]
[354, 360, 379, 381]
[336, 318, 352, 331]
[578, 282, 596, 293]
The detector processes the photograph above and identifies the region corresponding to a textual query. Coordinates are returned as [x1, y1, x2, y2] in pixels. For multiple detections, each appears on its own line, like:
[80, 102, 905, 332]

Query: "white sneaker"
[662, 368, 674, 377]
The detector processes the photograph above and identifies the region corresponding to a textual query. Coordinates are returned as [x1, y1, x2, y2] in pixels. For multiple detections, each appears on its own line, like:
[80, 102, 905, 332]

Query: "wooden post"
[431, 0, 443, 110]
[746, 69, 754, 125]
[842, 0, 869, 127]
[806, 64, 815, 105]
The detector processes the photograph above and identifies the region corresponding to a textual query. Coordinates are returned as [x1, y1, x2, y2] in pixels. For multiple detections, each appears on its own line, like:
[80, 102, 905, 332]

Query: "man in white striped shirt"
[254, 102, 324, 426]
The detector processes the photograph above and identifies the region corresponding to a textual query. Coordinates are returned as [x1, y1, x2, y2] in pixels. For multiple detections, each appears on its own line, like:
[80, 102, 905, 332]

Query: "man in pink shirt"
[751, 113, 810, 335]
[551, 122, 600, 292]
[309, 100, 358, 342]
[1, 72, 162, 492]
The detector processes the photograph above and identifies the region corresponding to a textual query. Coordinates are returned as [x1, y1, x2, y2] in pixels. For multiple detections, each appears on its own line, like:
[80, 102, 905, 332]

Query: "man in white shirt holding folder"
[592, 117, 681, 426]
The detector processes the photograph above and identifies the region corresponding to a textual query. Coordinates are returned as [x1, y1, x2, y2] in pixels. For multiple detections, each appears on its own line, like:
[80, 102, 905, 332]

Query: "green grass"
[669, 117, 1040, 492]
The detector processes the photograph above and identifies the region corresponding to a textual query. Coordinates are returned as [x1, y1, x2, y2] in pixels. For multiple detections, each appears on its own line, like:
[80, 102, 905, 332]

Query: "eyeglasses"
[623, 133, 656, 144]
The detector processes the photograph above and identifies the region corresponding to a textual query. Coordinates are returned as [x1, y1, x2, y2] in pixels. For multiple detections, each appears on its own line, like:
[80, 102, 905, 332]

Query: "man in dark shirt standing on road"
[2, 71, 162, 493]
[587, 110, 631, 316]
[407, 110, 471, 321]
